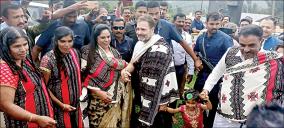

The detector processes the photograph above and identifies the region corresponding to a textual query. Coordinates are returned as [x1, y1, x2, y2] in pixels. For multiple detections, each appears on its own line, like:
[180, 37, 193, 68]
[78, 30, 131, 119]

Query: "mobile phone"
[111, 101, 118, 104]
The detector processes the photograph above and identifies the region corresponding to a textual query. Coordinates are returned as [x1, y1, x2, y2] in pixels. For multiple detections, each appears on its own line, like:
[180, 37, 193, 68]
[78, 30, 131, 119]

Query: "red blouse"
[180, 104, 204, 128]
[0, 60, 53, 128]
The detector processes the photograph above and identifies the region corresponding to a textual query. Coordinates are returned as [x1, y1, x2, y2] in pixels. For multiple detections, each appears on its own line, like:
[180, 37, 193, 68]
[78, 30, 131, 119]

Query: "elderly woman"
[40, 26, 83, 128]
[0, 27, 56, 128]
[82, 24, 129, 127]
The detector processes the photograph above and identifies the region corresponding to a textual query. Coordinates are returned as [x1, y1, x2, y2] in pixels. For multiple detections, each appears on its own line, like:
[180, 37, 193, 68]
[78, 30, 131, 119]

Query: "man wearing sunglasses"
[111, 18, 135, 62]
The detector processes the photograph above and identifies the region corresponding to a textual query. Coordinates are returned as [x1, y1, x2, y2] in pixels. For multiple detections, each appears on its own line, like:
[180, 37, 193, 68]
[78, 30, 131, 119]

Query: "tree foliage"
[242, 0, 283, 26]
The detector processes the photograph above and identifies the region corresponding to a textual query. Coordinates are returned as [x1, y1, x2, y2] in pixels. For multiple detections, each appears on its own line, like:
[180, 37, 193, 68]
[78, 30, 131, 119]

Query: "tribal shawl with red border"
[40, 49, 83, 128]
[219, 47, 284, 121]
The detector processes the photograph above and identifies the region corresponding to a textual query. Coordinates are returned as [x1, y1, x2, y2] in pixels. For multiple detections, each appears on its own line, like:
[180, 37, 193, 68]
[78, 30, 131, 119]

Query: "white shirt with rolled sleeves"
[172, 30, 195, 75]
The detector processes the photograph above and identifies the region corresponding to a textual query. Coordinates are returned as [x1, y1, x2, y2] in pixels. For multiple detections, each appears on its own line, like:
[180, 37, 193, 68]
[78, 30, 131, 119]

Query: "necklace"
[185, 107, 200, 119]
[185, 107, 200, 128]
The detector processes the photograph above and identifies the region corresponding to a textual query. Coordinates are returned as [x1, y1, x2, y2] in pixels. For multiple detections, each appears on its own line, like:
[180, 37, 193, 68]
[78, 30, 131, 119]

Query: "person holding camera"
[89, 7, 112, 25]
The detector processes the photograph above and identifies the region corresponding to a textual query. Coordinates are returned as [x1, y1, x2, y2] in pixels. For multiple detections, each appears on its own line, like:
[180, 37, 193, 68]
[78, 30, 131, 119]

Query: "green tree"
[100, 2, 111, 12]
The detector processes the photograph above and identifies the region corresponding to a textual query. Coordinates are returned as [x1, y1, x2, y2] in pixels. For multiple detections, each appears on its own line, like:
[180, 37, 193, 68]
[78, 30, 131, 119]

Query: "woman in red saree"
[40, 26, 83, 128]
[0, 27, 55, 128]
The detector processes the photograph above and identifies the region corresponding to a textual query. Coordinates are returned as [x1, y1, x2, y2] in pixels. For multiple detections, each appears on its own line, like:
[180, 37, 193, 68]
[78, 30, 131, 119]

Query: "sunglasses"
[112, 26, 125, 30]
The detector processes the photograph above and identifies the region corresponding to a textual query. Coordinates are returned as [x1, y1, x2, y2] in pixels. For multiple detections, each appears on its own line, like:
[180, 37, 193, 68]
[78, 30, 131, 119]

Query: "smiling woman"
[81, 24, 128, 127]
[40, 26, 84, 128]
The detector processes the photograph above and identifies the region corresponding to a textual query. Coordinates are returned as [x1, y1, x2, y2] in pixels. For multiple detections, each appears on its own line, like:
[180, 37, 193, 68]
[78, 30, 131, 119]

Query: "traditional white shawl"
[219, 52, 283, 121]
[130, 34, 162, 63]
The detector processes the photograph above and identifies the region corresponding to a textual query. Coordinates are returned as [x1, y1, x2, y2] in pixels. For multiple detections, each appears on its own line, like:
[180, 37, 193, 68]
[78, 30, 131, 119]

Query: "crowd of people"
[0, 0, 283, 128]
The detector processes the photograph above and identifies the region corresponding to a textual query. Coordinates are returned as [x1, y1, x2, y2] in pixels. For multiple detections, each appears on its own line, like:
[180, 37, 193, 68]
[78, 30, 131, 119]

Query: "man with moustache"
[0, 4, 52, 48]
[194, 12, 233, 128]
[0, 4, 27, 31]
[200, 24, 284, 127]
[172, 13, 194, 99]
[111, 18, 135, 62]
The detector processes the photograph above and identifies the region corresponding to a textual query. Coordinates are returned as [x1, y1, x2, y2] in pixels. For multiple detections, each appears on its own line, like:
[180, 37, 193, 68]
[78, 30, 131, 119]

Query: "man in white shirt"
[172, 13, 195, 98]
[200, 24, 284, 127]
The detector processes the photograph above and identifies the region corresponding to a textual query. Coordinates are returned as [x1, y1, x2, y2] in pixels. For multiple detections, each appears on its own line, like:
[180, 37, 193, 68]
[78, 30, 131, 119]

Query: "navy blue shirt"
[111, 35, 135, 62]
[263, 36, 281, 51]
[36, 19, 90, 57]
[125, 21, 138, 44]
[154, 19, 183, 47]
[194, 30, 233, 67]
[191, 19, 205, 30]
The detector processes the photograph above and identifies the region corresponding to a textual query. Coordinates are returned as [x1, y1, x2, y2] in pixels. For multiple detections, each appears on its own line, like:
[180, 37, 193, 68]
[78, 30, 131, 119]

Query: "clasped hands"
[121, 68, 131, 82]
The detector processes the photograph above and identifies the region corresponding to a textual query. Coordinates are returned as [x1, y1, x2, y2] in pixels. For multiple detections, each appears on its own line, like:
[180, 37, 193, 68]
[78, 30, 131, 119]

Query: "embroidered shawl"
[219, 48, 284, 121]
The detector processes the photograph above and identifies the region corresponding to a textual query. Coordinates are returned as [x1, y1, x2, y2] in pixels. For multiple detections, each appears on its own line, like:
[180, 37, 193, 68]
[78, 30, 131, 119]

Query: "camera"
[100, 14, 115, 21]
[101, 16, 108, 21]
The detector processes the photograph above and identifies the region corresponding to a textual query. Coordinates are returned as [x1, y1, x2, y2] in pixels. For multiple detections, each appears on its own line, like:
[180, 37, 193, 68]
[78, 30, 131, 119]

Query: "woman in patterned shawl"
[40, 26, 83, 128]
[0, 27, 56, 128]
[82, 24, 128, 127]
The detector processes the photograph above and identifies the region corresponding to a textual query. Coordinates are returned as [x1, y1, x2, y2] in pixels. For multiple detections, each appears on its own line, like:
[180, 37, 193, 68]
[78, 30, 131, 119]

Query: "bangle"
[63, 104, 66, 110]
[29, 114, 33, 122]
